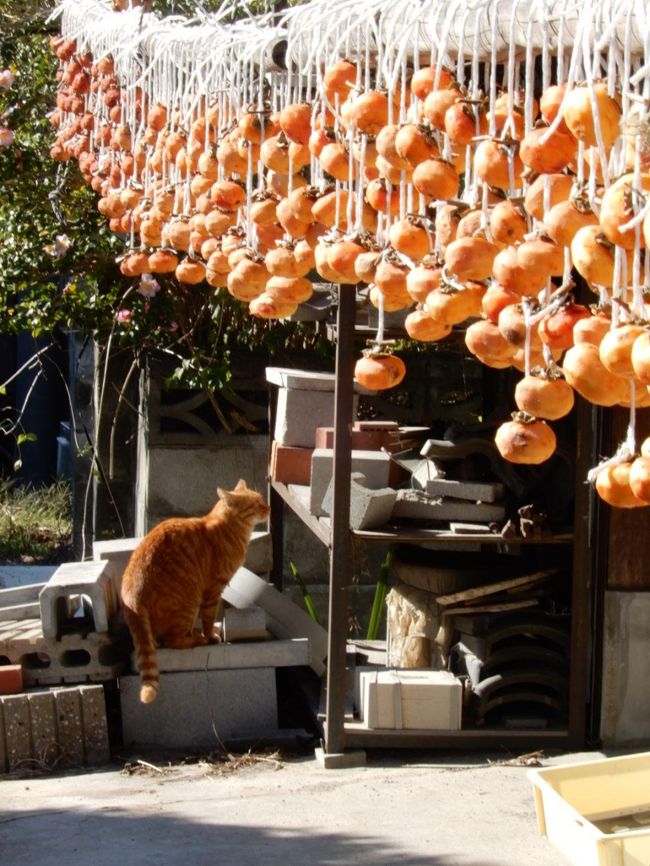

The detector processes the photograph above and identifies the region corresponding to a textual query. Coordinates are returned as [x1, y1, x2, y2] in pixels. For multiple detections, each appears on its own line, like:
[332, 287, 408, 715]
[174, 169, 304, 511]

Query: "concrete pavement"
[0, 749, 602, 866]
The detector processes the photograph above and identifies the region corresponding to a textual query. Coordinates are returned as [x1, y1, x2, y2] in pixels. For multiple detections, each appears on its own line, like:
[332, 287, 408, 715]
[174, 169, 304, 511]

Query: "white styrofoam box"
[265, 367, 336, 391]
[359, 669, 462, 730]
[529, 752, 650, 866]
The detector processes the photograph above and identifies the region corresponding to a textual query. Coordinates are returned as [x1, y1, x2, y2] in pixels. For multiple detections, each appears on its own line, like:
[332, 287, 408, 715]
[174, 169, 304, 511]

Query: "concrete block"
[274, 387, 337, 447]
[2, 694, 31, 770]
[119, 668, 279, 748]
[223, 568, 327, 676]
[39, 560, 119, 637]
[601, 591, 650, 747]
[79, 685, 110, 765]
[0, 664, 23, 694]
[270, 441, 313, 485]
[321, 473, 396, 530]
[265, 367, 336, 391]
[222, 606, 267, 642]
[53, 687, 85, 767]
[314, 747, 367, 769]
[27, 691, 59, 766]
[310, 449, 392, 517]
[0, 618, 128, 686]
[423, 478, 504, 503]
[392, 489, 505, 523]
[0, 685, 109, 773]
[245, 530, 272, 576]
[136, 638, 310, 674]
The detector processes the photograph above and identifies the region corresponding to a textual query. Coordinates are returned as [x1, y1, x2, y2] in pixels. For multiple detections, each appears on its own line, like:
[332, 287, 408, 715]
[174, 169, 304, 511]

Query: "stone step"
[0, 618, 128, 686]
[0, 684, 110, 773]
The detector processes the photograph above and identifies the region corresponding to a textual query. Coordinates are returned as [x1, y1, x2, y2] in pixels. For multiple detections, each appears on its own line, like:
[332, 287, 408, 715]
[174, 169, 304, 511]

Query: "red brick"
[270, 441, 313, 485]
[0, 665, 23, 695]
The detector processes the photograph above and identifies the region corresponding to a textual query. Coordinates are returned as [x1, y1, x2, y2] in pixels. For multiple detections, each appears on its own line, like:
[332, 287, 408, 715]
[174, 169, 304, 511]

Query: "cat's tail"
[124, 606, 159, 703]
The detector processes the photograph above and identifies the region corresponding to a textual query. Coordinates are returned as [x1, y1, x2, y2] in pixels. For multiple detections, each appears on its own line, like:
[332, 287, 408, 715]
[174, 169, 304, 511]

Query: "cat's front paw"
[206, 632, 222, 644]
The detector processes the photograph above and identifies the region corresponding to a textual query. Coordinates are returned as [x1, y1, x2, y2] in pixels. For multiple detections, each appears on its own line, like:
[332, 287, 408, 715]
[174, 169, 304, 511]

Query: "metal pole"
[324, 285, 356, 754]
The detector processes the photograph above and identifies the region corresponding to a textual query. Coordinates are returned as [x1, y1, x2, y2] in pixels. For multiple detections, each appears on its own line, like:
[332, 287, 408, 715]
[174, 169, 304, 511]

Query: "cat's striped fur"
[120, 480, 270, 703]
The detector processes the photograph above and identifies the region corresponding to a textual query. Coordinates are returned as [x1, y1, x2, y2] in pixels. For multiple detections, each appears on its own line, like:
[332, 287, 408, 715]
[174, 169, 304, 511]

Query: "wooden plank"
[441, 599, 539, 616]
[435, 570, 556, 607]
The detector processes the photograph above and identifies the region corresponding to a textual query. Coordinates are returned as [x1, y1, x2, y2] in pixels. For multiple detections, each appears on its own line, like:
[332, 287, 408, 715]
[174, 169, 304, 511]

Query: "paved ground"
[0, 747, 603, 866]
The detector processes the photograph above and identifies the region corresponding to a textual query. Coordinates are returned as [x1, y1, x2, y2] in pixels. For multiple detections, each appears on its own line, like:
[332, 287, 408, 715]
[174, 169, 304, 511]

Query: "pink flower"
[0, 70, 14, 90]
[116, 309, 132, 324]
[0, 127, 14, 147]
[169, 321, 178, 332]
[137, 274, 160, 297]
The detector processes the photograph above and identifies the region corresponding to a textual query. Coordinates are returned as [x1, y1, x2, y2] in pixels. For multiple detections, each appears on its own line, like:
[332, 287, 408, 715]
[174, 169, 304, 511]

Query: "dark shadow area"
[0, 804, 512, 866]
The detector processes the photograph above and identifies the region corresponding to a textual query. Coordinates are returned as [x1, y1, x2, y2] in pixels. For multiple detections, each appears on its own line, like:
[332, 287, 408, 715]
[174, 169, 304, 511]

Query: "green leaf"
[16, 432, 37, 445]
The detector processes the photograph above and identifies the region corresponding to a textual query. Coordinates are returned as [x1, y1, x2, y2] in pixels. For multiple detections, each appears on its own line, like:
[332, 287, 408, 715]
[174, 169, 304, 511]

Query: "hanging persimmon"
[514, 373, 575, 420]
[354, 352, 406, 390]
[495, 414, 557, 464]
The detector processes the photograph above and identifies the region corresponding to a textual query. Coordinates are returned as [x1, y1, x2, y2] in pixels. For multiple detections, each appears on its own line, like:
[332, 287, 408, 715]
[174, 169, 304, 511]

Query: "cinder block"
[222, 606, 267, 642]
[270, 441, 313, 485]
[119, 668, 279, 748]
[423, 478, 504, 503]
[321, 473, 396, 530]
[0, 618, 128, 686]
[2, 694, 31, 770]
[310, 449, 392, 517]
[0, 664, 23, 695]
[39, 560, 118, 637]
[27, 691, 59, 765]
[392, 489, 505, 523]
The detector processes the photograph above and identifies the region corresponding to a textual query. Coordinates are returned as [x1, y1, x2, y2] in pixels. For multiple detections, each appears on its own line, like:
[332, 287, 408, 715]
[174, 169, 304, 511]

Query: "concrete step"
[131, 637, 310, 674]
[0, 684, 109, 773]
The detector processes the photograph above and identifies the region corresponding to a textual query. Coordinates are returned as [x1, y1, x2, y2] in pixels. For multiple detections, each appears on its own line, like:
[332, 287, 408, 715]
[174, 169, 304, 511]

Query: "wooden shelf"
[271, 480, 573, 547]
[342, 721, 570, 751]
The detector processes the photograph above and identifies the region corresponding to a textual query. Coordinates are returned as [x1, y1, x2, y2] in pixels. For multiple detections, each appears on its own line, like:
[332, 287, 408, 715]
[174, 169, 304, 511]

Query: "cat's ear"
[234, 479, 247, 491]
[216, 486, 228, 501]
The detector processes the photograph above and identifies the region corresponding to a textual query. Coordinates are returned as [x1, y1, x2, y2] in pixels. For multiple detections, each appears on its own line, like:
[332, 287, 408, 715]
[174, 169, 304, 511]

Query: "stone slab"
[321, 473, 396, 530]
[601, 591, 650, 747]
[314, 747, 367, 769]
[54, 687, 84, 767]
[2, 694, 31, 771]
[79, 685, 110, 765]
[27, 691, 59, 765]
[223, 568, 327, 676]
[119, 668, 278, 748]
[392, 489, 505, 523]
[266, 367, 337, 391]
[0, 685, 109, 773]
[40, 560, 118, 637]
[423, 478, 504, 503]
[310, 449, 392, 517]
[0, 618, 128, 686]
[132, 637, 310, 673]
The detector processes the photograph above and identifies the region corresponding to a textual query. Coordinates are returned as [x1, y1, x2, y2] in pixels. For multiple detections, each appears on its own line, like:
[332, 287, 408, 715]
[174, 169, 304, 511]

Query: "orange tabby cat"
[120, 479, 270, 703]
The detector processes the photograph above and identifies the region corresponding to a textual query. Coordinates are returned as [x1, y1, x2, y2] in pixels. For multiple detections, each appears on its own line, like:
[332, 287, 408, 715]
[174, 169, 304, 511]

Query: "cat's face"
[217, 480, 270, 522]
